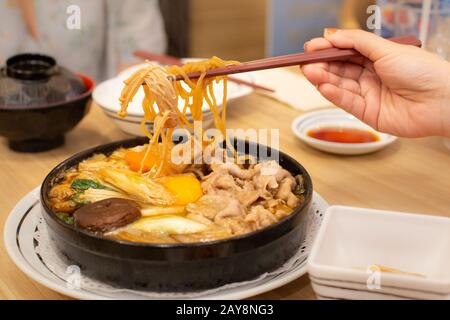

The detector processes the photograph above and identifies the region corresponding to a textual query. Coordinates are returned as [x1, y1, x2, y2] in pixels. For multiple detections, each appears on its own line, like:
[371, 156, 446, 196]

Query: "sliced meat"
[214, 174, 238, 190]
[275, 176, 300, 208]
[275, 208, 291, 219]
[202, 172, 241, 195]
[237, 189, 261, 207]
[215, 218, 252, 235]
[252, 174, 278, 191]
[252, 161, 286, 191]
[274, 168, 291, 183]
[254, 160, 291, 182]
[265, 198, 283, 211]
[186, 194, 231, 220]
[74, 198, 141, 233]
[196, 161, 302, 233]
[276, 177, 295, 201]
[214, 199, 244, 221]
[286, 193, 300, 208]
[220, 162, 255, 180]
[186, 194, 245, 222]
[245, 205, 277, 230]
[269, 201, 294, 219]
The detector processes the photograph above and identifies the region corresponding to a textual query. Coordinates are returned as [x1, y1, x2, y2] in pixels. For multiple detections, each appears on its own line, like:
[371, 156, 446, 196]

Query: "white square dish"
[307, 205, 450, 300]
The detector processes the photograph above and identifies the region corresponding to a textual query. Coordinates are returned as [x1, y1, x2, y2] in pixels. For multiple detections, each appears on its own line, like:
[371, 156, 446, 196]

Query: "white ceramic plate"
[308, 205, 450, 300]
[291, 108, 397, 155]
[4, 187, 328, 300]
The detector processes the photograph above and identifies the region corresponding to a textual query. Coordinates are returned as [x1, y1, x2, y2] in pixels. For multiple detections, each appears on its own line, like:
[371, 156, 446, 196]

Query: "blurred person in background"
[0, 0, 167, 81]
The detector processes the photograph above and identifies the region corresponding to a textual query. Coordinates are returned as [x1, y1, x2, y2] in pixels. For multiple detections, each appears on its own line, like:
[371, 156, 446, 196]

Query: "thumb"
[324, 29, 401, 62]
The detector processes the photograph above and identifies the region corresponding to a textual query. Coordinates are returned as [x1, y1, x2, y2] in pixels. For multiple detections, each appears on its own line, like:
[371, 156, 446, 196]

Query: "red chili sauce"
[307, 127, 379, 143]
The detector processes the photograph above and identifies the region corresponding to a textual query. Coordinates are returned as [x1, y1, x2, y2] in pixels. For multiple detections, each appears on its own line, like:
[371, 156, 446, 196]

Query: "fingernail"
[303, 41, 309, 51]
[324, 28, 339, 37]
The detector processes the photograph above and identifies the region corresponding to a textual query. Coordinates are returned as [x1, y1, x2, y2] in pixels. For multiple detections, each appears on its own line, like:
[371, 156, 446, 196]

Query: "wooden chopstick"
[133, 50, 276, 93]
[172, 35, 422, 81]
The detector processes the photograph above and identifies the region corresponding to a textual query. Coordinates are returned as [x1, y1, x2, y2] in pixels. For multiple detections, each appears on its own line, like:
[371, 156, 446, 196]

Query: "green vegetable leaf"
[55, 212, 74, 225]
[71, 179, 107, 191]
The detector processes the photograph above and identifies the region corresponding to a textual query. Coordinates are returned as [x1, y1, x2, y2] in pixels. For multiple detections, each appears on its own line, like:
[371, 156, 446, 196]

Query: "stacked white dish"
[93, 62, 254, 136]
[308, 206, 450, 300]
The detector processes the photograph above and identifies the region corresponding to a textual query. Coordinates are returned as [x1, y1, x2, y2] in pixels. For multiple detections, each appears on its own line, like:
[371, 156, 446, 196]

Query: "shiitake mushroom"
[73, 198, 141, 233]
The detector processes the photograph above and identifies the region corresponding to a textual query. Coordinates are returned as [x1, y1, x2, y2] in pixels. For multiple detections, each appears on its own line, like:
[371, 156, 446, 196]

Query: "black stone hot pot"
[40, 137, 313, 291]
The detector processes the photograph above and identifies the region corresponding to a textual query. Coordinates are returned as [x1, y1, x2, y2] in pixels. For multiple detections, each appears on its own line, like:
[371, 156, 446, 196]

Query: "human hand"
[301, 29, 450, 138]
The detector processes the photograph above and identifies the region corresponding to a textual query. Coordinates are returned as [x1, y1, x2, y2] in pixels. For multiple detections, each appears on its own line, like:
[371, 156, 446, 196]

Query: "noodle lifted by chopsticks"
[118, 56, 240, 177]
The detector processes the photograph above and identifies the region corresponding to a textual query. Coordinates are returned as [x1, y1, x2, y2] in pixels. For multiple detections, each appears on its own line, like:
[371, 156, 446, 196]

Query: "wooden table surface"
[1, 93, 449, 300]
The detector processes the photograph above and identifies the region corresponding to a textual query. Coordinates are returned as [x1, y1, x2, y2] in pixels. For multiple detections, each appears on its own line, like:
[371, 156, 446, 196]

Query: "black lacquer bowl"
[0, 54, 94, 152]
[40, 137, 313, 292]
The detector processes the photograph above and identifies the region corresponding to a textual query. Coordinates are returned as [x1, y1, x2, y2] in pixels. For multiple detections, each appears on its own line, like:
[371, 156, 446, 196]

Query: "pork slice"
[237, 189, 261, 207]
[265, 198, 284, 211]
[217, 162, 255, 180]
[215, 218, 252, 235]
[275, 208, 291, 219]
[274, 168, 292, 183]
[254, 160, 293, 182]
[252, 174, 278, 191]
[186, 195, 231, 220]
[201, 172, 241, 195]
[215, 174, 238, 190]
[275, 177, 295, 201]
[214, 199, 245, 221]
[286, 192, 300, 208]
[245, 205, 277, 230]
[186, 194, 244, 221]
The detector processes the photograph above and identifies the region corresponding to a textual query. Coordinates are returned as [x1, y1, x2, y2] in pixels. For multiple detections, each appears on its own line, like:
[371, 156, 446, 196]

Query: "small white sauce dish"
[308, 205, 450, 300]
[93, 62, 254, 136]
[291, 108, 397, 155]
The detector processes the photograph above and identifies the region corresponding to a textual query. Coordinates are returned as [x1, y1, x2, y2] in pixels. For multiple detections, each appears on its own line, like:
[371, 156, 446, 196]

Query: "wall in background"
[160, 0, 190, 57]
[189, 0, 267, 60]
[188, 1, 347, 59]
[267, 0, 343, 56]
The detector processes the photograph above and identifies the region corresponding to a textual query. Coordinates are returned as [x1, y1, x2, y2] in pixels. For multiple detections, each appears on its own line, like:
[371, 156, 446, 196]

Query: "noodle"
[118, 57, 240, 178]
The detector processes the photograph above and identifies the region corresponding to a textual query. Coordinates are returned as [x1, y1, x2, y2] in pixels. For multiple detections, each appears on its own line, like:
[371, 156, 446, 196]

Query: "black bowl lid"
[6, 53, 58, 81]
[0, 53, 88, 108]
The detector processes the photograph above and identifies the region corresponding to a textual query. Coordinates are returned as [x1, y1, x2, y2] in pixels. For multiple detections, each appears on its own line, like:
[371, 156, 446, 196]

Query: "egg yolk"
[158, 174, 203, 206]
